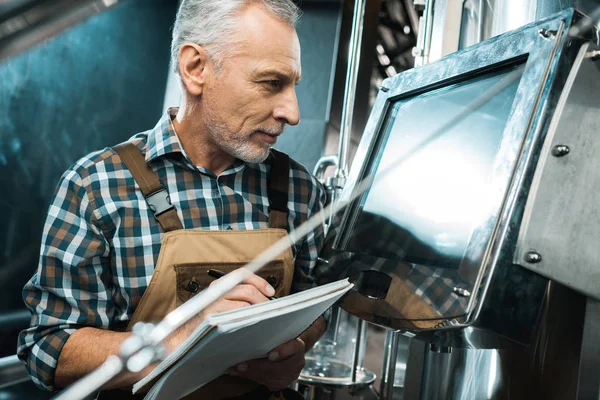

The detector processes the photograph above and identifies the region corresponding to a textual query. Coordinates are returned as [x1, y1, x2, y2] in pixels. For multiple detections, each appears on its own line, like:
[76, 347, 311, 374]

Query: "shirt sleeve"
[17, 167, 112, 391]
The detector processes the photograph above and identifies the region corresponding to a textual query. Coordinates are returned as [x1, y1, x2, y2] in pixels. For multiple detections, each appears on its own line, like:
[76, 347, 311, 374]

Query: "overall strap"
[267, 149, 290, 230]
[113, 142, 183, 232]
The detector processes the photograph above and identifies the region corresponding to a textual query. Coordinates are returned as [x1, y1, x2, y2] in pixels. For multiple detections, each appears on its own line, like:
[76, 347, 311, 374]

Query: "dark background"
[0, 0, 178, 358]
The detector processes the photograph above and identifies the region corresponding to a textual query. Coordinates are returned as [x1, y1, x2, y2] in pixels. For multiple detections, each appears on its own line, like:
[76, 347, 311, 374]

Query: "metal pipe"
[380, 330, 401, 400]
[0, 309, 31, 331]
[477, 0, 486, 44]
[422, 0, 435, 62]
[351, 319, 367, 382]
[312, 154, 339, 181]
[335, 0, 367, 182]
[0, 355, 30, 389]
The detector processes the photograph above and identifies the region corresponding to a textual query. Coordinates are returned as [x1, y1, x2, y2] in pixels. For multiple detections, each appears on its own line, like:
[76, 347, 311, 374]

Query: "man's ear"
[178, 43, 212, 96]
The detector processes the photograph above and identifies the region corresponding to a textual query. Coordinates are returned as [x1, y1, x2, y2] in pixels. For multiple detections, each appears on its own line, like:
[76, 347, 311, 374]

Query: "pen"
[207, 269, 277, 300]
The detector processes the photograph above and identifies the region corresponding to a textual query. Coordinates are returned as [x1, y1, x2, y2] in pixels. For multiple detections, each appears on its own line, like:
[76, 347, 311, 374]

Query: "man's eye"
[264, 80, 281, 89]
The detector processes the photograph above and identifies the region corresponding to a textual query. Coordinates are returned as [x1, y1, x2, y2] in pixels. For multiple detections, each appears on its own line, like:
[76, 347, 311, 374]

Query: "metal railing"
[0, 355, 30, 389]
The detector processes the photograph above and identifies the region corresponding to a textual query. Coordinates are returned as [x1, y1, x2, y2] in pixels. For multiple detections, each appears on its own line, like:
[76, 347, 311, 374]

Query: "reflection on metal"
[0, 355, 30, 389]
[576, 298, 600, 399]
[298, 308, 375, 391]
[0, 0, 123, 62]
[421, 346, 509, 399]
[516, 42, 600, 301]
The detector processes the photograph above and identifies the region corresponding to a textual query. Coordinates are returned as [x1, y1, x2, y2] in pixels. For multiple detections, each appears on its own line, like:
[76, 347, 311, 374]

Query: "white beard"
[201, 103, 273, 164]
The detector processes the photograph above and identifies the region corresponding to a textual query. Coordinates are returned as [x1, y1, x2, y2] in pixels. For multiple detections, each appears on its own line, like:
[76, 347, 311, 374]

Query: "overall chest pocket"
[174, 261, 289, 307]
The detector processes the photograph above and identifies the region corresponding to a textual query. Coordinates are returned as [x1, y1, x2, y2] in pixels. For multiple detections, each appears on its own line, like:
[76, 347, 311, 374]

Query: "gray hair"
[171, 0, 301, 75]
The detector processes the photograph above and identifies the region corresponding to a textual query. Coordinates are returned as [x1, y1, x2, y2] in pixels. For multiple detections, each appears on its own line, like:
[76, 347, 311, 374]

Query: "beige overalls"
[109, 143, 301, 400]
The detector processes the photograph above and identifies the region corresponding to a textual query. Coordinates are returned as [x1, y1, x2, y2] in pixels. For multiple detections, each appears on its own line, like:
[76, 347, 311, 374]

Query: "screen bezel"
[339, 62, 526, 268]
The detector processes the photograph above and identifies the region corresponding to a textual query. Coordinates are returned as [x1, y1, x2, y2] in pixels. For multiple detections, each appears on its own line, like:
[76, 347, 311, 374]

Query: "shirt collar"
[144, 107, 250, 176]
[144, 107, 186, 163]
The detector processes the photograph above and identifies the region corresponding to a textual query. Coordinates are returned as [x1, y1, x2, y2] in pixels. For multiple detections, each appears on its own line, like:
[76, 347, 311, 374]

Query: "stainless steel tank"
[419, 0, 600, 64]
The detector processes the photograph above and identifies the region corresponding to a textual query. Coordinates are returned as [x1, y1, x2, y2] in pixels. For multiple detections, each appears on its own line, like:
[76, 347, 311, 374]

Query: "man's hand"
[227, 316, 327, 391]
[165, 269, 275, 352]
[228, 338, 306, 391]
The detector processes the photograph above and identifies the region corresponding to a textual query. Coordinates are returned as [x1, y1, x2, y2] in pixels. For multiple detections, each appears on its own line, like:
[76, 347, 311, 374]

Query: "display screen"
[343, 64, 525, 269]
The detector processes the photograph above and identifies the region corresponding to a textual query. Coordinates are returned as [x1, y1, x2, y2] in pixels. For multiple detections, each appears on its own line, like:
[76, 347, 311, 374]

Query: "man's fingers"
[228, 356, 305, 390]
[268, 338, 305, 361]
[231, 268, 276, 297]
[223, 284, 270, 305]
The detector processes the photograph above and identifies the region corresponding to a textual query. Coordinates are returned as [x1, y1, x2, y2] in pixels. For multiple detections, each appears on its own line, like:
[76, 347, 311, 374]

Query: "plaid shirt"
[17, 108, 326, 391]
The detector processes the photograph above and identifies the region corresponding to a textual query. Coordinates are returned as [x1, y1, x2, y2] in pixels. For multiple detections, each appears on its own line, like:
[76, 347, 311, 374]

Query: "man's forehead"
[230, 4, 302, 79]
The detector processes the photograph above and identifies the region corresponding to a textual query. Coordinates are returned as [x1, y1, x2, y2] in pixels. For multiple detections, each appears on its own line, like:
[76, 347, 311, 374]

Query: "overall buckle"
[145, 187, 174, 219]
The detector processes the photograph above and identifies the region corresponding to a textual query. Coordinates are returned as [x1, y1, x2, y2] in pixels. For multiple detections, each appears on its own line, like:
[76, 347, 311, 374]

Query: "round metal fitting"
[430, 343, 452, 354]
[187, 279, 199, 293]
[266, 275, 278, 287]
[452, 287, 471, 297]
[538, 29, 556, 39]
[524, 251, 543, 264]
[551, 145, 570, 157]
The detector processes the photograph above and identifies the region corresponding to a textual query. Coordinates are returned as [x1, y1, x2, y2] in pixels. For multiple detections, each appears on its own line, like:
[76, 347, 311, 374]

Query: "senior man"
[18, 0, 327, 398]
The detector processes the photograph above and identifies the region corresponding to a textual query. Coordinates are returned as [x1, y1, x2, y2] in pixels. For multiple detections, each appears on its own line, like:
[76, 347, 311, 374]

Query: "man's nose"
[273, 87, 300, 126]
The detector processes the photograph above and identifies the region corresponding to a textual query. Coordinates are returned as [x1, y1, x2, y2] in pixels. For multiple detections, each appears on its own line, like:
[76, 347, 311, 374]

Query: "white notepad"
[133, 279, 353, 400]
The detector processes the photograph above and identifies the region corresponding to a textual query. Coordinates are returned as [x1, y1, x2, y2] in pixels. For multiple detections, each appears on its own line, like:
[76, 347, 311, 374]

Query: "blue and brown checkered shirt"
[17, 108, 326, 391]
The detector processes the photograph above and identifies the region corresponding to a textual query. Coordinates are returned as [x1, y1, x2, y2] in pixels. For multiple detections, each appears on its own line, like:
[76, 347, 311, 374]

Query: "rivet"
[525, 251, 542, 264]
[551, 145, 570, 157]
[187, 279, 199, 293]
[538, 29, 556, 39]
[452, 287, 471, 297]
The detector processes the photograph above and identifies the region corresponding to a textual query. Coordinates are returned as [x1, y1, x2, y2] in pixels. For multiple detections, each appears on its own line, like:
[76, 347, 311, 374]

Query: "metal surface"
[321, 11, 581, 332]
[313, 155, 340, 180]
[428, 0, 600, 63]
[350, 319, 367, 383]
[412, 0, 435, 66]
[516, 42, 600, 301]
[0, 0, 123, 62]
[0, 355, 30, 389]
[300, 358, 376, 389]
[335, 0, 367, 182]
[420, 345, 511, 399]
[424, 0, 463, 63]
[577, 298, 600, 400]
[299, 308, 375, 391]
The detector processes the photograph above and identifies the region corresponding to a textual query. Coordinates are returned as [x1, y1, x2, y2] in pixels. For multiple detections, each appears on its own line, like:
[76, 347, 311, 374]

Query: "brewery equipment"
[317, 8, 600, 399]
